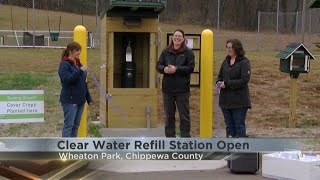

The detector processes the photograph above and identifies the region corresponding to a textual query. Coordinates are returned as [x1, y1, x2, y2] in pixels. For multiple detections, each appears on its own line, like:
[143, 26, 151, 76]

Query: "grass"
[88, 122, 103, 137]
[0, 72, 48, 89]
[0, 48, 100, 137]
[5, 124, 28, 134]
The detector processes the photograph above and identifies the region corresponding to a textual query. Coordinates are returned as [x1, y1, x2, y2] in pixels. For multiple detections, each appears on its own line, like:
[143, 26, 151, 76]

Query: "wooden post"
[289, 73, 299, 128]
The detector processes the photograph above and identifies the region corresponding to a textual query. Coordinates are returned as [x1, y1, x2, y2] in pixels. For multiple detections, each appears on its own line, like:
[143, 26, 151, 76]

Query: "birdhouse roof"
[276, 43, 316, 60]
[308, 0, 320, 8]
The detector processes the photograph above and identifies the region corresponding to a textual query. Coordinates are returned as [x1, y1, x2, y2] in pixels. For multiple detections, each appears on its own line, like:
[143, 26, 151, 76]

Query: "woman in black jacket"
[156, 29, 195, 137]
[217, 39, 251, 138]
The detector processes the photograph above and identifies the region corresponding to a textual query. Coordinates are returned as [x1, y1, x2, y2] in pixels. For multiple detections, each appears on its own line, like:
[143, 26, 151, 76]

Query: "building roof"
[100, 0, 166, 18]
[308, 0, 320, 8]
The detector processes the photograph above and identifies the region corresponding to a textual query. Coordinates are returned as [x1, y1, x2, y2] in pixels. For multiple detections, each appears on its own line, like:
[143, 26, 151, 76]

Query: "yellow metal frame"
[200, 29, 214, 138]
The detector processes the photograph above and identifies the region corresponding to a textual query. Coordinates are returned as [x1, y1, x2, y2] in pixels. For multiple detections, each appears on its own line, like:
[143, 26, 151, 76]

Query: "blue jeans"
[221, 107, 248, 137]
[61, 103, 85, 137]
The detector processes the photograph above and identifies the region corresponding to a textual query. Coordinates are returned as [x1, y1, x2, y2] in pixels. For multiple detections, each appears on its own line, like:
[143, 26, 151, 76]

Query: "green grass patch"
[0, 72, 49, 90]
[283, 120, 319, 128]
[88, 122, 103, 137]
[297, 119, 320, 128]
[4, 124, 28, 135]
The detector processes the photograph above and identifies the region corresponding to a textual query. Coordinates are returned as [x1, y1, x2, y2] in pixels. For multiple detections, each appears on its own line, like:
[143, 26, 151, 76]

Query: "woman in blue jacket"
[58, 42, 92, 137]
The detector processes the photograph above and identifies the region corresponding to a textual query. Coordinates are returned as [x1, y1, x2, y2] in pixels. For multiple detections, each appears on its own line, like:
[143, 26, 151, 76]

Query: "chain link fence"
[160, 0, 320, 51]
[1, 0, 320, 50]
[258, 10, 320, 51]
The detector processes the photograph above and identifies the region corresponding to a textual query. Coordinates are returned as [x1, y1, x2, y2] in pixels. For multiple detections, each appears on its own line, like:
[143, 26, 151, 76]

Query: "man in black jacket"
[157, 29, 195, 137]
[217, 39, 251, 138]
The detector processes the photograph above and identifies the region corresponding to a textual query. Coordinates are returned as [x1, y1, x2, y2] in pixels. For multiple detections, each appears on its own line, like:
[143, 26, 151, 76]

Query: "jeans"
[61, 103, 85, 137]
[221, 107, 248, 137]
[163, 92, 191, 138]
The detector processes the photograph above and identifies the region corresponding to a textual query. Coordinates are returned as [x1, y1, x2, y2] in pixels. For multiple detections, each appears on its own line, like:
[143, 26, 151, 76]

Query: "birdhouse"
[99, 0, 166, 128]
[276, 43, 316, 128]
[276, 43, 316, 74]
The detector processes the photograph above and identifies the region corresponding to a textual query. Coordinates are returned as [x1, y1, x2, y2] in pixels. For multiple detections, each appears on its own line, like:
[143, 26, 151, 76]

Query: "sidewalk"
[85, 168, 270, 180]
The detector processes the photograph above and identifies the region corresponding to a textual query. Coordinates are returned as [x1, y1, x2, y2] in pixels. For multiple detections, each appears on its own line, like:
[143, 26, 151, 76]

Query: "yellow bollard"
[74, 25, 87, 137]
[200, 29, 214, 138]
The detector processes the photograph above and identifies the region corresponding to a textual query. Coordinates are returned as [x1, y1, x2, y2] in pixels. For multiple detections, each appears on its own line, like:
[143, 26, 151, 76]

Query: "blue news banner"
[0, 138, 318, 160]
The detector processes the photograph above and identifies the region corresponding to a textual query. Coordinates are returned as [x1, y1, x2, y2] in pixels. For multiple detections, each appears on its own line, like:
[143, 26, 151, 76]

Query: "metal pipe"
[32, 0, 35, 47]
[257, 11, 260, 50]
[302, 0, 306, 43]
[276, 0, 280, 50]
[217, 0, 220, 31]
[295, 11, 299, 40]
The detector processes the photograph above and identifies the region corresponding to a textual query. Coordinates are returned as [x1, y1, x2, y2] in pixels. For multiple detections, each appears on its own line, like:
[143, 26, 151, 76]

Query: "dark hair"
[226, 39, 245, 56]
[167, 29, 187, 51]
[62, 41, 82, 58]
[174, 29, 185, 37]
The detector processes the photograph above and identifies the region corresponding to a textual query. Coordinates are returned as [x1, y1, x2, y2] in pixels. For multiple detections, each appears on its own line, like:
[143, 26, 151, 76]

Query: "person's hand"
[164, 66, 175, 74]
[164, 67, 170, 74]
[81, 65, 88, 72]
[168, 65, 176, 74]
[219, 81, 226, 89]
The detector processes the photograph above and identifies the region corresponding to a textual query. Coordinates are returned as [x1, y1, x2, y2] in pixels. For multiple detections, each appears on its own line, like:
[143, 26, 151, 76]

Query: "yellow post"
[289, 74, 298, 128]
[200, 29, 214, 138]
[74, 25, 87, 137]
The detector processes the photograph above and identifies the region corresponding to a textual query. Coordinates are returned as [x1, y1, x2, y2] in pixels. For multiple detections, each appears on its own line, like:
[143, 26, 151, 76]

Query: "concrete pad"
[101, 128, 165, 137]
[99, 128, 226, 173]
[88, 160, 227, 173]
[81, 168, 268, 180]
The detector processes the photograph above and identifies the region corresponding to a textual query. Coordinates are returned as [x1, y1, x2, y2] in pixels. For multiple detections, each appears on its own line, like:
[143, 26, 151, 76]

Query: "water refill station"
[99, 0, 166, 135]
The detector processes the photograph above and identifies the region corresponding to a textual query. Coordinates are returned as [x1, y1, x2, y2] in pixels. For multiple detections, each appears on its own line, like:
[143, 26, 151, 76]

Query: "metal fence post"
[302, 0, 306, 43]
[217, 0, 220, 31]
[309, 9, 312, 34]
[257, 11, 260, 51]
[276, 0, 279, 50]
[32, 0, 35, 47]
[295, 11, 299, 41]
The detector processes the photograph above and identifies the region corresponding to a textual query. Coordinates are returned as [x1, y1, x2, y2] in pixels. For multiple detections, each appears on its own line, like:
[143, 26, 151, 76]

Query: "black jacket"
[156, 47, 195, 93]
[58, 58, 92, 105]
[217, 55, 251, 109]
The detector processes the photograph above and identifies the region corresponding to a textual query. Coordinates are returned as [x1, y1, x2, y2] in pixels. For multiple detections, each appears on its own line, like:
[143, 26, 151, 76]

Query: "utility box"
[277, 43, 315, 74]
[99, 0, 166, 128]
